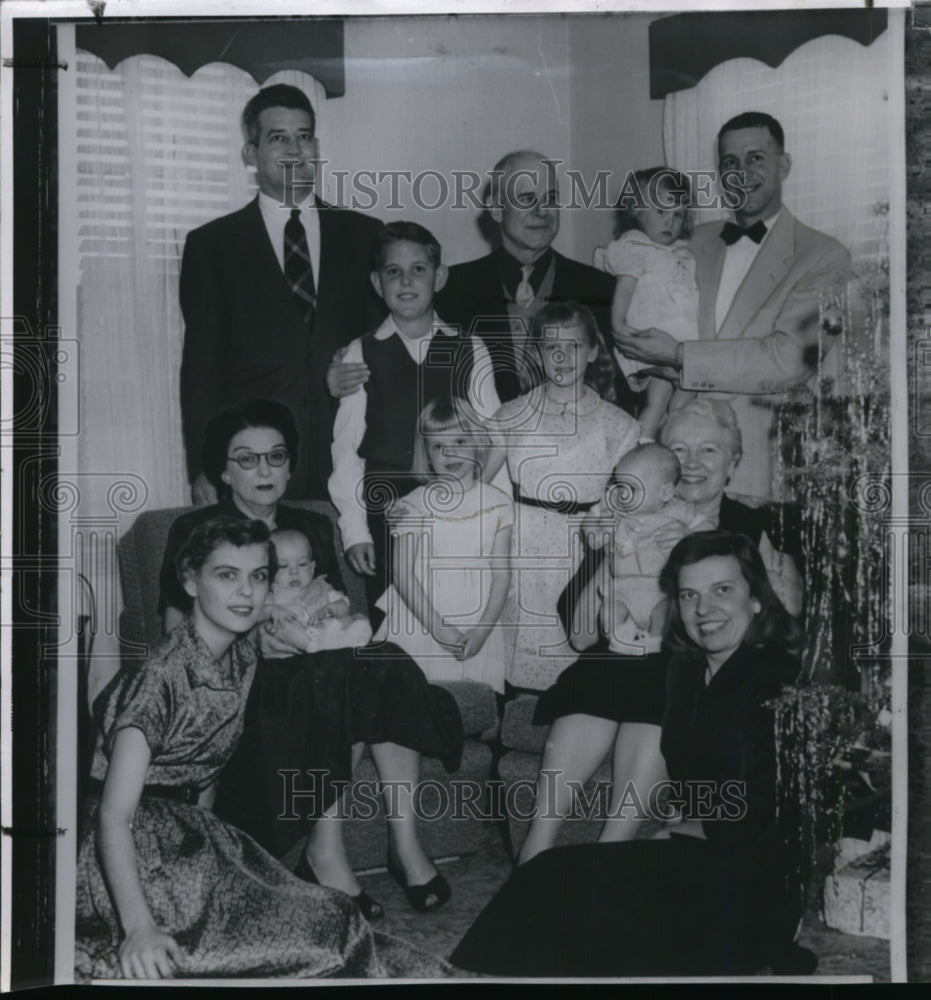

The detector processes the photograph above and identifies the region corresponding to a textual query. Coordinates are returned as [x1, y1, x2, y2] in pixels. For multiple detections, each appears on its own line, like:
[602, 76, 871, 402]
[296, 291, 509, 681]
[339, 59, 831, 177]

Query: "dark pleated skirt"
[533, 640, 667, 728]
[214, 644, 463, 858]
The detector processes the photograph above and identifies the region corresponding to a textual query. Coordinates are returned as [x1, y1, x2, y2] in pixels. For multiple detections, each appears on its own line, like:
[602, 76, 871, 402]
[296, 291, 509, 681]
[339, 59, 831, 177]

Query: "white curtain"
[662, 31, 892, 265]
[71, 53, 327, 511]
[60, 43, 326, 698]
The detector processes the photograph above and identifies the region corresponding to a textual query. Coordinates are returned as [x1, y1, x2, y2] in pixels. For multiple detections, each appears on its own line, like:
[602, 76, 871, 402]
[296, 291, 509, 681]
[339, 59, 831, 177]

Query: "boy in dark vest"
[329, 221, 500, 623]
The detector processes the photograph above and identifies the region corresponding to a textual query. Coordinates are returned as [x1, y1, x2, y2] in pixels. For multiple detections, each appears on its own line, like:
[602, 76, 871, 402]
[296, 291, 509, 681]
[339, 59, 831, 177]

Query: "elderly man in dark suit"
[615, 112, 851, 499]
[327, 150, 636, 416]
[180, 84, 384, 503]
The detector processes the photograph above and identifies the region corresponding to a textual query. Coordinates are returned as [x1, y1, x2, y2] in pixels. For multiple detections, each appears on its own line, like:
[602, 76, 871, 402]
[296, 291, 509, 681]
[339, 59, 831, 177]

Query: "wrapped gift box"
[822, 838, 890, 940]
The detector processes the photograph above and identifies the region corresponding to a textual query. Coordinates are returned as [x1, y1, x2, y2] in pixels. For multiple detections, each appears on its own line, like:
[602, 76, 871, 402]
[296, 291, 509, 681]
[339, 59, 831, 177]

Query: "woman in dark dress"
[451, 530, 808, 977]
[159, 400, 461, 918]
[520, 398, 803, 862]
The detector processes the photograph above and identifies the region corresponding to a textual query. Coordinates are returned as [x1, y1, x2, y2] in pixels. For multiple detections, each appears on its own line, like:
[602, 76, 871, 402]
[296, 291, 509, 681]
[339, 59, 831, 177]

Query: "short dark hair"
[659, 529, 802, 656]
[201, 399, 300, 498]
[614, 167, 692, 240]
[520, 300, 617, 404]
[717, 111, 785, 152]
[371, 221, 442, 271]
[241, 84, 316, 146]
[175, 515, 273, 585]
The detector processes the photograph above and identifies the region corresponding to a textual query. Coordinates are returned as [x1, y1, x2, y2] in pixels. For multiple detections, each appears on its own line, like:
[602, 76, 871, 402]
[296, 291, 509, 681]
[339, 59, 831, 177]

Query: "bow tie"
[720, 220, 767, 246]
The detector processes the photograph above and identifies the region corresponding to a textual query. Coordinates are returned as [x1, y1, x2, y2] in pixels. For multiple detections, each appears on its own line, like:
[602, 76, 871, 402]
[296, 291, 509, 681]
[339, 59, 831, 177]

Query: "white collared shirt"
[258, 189, 321, 285]
[714, 207, 782, 333]
[328, 314, 501, 549]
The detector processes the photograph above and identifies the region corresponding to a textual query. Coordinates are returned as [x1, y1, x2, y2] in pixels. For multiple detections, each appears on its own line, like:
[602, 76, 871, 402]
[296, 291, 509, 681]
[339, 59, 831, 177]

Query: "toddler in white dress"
[606, 167, 699, 438]
[374, 396, 513, 693]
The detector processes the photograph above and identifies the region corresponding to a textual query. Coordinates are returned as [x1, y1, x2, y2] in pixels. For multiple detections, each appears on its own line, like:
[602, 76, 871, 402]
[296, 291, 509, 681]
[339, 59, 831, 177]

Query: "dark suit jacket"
[436, 248, 637, 415]
[179, 196, 385, 499]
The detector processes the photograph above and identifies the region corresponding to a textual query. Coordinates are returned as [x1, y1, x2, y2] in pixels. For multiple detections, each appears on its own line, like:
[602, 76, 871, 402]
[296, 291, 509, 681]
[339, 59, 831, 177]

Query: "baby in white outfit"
[590, 443, 713, 652]
[263, 529, 372, 652]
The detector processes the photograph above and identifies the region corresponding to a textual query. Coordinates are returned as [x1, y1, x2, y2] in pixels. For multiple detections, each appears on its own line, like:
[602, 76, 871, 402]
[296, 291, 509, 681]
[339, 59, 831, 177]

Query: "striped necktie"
[284, 208, 317, 329]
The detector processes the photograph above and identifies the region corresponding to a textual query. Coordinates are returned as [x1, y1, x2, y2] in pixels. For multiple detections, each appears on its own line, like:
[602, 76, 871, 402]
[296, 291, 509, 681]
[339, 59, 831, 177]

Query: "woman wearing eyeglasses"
[157, 400, 462, 920]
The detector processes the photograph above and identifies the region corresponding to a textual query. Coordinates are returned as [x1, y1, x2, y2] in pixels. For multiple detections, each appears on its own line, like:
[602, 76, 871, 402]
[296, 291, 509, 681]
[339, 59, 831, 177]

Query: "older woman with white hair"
[518, 398, 803, 865]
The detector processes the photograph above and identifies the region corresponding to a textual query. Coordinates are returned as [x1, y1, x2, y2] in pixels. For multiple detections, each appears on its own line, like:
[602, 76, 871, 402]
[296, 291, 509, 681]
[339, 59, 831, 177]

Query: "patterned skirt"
[75, 795, 451, 980]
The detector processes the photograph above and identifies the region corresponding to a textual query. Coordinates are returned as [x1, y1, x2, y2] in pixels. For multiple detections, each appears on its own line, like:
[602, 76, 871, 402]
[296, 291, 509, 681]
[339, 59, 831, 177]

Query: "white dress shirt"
[329, 314, 501, 550]
[258, 189, 321, 286]
[714, 207, 783, 333]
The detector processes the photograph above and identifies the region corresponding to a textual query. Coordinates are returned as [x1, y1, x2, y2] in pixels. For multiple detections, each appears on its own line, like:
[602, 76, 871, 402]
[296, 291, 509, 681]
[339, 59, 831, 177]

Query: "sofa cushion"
[500, 695, 549, 754]
[439, 681, 498, 739]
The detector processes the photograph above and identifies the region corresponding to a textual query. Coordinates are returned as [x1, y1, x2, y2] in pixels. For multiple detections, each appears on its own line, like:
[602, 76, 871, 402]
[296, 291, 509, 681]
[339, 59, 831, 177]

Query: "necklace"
[543, 387, 583, 417]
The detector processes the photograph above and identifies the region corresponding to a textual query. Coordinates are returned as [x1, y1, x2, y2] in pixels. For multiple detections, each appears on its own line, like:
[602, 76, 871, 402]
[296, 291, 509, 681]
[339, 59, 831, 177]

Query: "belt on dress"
[87, 777, 201, 805]
[512, 486, 598, 517]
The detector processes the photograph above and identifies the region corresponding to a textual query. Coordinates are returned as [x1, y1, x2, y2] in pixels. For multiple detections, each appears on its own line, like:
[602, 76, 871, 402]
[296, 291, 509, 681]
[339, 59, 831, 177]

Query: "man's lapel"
[242, 196, 294, 299]
[694, 225, 725, 341]
[716, 210, 794, 341]
[316, 196, 335, 297]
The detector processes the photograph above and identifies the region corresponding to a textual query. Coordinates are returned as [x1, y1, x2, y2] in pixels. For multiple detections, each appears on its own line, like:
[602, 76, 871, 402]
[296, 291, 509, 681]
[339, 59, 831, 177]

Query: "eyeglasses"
[227, 448, 290, 470]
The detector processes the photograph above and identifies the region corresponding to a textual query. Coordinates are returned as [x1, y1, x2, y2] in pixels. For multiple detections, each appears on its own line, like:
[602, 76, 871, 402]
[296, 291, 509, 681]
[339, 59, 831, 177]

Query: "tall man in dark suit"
[180, 84, 384, 503]
[327, 150, 636, 416]
[615, 112, 851, 499]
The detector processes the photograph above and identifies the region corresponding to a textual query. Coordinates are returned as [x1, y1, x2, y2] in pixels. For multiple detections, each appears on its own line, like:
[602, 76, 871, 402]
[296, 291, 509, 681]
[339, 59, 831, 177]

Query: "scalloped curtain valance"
[649, 8, 887, 99]
[74, 17, 344, 95]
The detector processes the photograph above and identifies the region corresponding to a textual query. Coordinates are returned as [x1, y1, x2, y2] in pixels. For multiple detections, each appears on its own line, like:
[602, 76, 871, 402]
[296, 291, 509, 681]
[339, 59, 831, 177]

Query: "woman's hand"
[654, 521, 688, 552]
[119, 924, 183, 979]
[259, 619, 307, 658]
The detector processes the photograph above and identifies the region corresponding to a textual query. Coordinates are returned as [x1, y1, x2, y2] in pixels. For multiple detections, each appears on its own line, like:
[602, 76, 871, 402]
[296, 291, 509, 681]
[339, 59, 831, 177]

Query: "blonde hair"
[411, 397, 491, 483]
[659, 398, 743, 461]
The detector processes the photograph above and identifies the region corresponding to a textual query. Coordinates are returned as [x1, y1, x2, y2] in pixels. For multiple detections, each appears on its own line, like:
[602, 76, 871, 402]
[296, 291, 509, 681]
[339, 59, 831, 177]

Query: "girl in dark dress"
[77, 517, 449, 980]
[159, 401, 460, 918]
[452, 530, 809, 977]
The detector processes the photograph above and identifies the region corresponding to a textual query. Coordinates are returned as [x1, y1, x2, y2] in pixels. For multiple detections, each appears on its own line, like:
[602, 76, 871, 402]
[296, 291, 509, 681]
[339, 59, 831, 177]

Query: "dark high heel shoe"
[294, 853, 384, 922]
[386, 852, 451, 913]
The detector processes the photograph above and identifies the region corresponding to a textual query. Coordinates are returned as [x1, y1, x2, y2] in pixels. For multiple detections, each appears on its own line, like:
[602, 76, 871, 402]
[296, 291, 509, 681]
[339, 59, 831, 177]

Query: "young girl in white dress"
[484, 301, 641, 692]
[374, 396, 513, 693]
[606, 167, 699, 439]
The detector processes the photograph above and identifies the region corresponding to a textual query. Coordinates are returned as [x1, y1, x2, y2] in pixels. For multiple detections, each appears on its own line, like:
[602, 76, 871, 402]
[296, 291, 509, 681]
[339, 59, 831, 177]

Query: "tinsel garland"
[770, 210, 892, 895]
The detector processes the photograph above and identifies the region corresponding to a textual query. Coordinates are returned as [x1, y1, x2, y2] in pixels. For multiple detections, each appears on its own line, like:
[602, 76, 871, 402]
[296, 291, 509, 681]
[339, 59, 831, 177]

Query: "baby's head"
[412, 396, 490, 485]
[270, 529, 316, 590]
[607, 443, 681, 517]
[614, 167, 691, 247]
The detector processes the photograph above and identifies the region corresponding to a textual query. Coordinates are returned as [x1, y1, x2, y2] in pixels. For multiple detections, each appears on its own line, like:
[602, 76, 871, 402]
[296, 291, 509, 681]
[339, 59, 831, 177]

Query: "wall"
[324, 12, 665, 268]
[567, 13, 666, 263]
